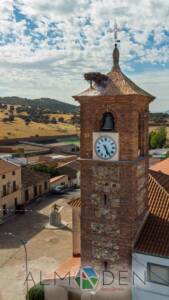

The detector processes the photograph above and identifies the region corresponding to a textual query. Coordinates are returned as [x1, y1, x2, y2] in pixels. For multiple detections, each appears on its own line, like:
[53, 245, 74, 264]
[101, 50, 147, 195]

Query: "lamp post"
[2, 232, 29, 295]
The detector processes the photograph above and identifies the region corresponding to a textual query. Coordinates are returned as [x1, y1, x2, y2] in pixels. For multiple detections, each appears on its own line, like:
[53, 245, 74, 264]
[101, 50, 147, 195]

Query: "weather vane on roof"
[114, 20, 120, 45]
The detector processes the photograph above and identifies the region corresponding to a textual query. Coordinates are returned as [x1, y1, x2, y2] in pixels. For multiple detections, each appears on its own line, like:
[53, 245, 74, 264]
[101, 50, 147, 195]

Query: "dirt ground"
[0, 190, 80, 300]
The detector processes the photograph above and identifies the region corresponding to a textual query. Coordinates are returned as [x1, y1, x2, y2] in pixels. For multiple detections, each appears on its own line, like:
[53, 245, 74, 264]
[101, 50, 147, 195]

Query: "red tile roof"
[134, 173, 169, 257]
[150, 158, 169, 175]
[149, 169, 169, 194]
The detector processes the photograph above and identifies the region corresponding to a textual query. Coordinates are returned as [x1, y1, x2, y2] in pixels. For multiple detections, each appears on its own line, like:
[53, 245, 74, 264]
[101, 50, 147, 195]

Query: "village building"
[50, 174, 69, 190]
[0, 159, 50, 221]
[0, 159, 22, 220]
[56, 160, 80, 188]
[51, 142, 80, 155]
[21, 167, 50, 203]
[133, 165, 169, 300]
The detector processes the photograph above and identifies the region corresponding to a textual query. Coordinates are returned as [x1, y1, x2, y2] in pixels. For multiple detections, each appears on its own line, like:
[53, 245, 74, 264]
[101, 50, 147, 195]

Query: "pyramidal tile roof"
[73, 44, 155, 100]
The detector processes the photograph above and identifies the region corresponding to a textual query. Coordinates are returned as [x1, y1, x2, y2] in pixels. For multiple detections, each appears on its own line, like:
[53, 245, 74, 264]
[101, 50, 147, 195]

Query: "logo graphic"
[75, 266, 99, 290]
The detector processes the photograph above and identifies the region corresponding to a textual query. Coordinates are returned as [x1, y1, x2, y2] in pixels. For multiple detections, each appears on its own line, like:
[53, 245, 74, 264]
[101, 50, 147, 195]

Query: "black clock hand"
[103, 145, 110, 156]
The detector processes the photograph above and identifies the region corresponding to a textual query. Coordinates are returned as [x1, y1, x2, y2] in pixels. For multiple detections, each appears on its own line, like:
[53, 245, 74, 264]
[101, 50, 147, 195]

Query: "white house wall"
[132, 252, 169, 300]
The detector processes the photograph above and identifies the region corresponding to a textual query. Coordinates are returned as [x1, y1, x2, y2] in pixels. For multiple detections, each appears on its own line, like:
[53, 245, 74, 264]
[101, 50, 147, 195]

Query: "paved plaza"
[0, 190, 80, 300]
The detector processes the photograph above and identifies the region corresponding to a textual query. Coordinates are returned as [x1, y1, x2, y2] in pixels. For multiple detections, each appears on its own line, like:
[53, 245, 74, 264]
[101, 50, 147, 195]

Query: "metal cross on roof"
[114, 20, 120, 45]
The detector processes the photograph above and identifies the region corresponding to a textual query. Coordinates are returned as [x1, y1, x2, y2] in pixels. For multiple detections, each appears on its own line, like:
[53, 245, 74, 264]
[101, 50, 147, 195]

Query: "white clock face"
[95, 136, 117, 160]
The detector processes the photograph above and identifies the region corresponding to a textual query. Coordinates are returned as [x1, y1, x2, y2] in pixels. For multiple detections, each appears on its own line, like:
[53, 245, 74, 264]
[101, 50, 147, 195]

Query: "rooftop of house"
[150, 157, 169, 175]
[149, 156, 162, 167]
[149, 169, 169, 194]
[50, 174, 68, 183]
[65, 160, 80, 171]
[49, 155, 78, 165]
[134, 172, 169, 258]
[0, 159, 20, 175]
[21, 166, 49, 188]
[56, 160, 80, 179]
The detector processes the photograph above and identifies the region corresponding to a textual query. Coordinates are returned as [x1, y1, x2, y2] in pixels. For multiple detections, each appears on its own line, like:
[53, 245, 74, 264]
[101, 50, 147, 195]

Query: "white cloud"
[0, 0, 168, 111]
[130, 69, 169, 112]
[0, 0, 13, 20]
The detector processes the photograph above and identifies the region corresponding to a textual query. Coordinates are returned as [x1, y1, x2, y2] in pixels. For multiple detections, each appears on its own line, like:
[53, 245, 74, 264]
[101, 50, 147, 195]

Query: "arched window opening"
[101, 112, 115, 132]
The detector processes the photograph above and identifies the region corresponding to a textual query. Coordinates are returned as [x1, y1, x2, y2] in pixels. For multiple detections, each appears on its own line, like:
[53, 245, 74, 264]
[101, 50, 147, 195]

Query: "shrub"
[8, 114, 15, 122]
[26, 284, 44, 300]
[58, 117, 64, 122]
[51, 117, 57, 124]
[149, 127, 167, 149]
[2, 117, 8, 122]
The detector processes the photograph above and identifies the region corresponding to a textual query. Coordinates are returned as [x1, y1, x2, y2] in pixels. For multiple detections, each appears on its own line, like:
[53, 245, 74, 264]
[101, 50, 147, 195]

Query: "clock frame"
[93, 132, 119, 161]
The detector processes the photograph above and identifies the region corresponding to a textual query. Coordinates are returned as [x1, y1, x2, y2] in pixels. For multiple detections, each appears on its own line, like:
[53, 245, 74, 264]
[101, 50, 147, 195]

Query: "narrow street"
[0, 189, 80, 300]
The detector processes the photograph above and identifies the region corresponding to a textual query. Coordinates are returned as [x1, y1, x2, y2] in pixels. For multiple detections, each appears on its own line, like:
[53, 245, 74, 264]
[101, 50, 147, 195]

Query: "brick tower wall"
[79, 95, 150, 270]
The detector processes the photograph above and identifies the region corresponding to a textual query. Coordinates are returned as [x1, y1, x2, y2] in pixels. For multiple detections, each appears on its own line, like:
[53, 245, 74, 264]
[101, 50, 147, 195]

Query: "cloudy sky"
[0, 0, 169, 112]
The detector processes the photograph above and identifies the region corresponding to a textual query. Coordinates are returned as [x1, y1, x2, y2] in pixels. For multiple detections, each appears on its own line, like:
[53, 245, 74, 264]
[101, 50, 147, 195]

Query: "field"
[0, 106, 168, 141]
[0, 111, 79, 139]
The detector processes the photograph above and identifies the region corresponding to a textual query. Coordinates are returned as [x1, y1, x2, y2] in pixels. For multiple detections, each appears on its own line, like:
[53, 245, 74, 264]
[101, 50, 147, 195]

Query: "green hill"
[0, 96, 78, 113]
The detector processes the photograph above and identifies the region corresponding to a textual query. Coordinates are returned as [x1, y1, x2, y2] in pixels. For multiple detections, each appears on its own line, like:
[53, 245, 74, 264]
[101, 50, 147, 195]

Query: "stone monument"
[49, 204, 64, 227]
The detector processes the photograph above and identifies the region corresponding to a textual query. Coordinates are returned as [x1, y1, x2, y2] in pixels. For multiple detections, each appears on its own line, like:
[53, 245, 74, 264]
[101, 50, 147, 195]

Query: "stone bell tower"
[73, 40, 155, 271]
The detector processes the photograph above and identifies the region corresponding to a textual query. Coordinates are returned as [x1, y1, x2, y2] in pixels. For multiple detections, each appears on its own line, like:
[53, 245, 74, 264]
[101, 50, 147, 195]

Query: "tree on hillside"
[149, 127, 167, 149]
[2, 117, 8, 123]
[8, 114, 15, 122]
[149, 112, 168, 124]
[3, 104, 7, 110]
[71, 113, 80, 125]
[51, 117, 57, 124]
[43, 115, 49, 123]
[25, 116, 31, 125]
[58, 117, 64, 122]
[9, 105, 15, 112]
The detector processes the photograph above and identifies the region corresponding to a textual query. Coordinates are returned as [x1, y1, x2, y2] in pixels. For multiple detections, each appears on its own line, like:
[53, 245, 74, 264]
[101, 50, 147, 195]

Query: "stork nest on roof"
[84, 72, 109, 87]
